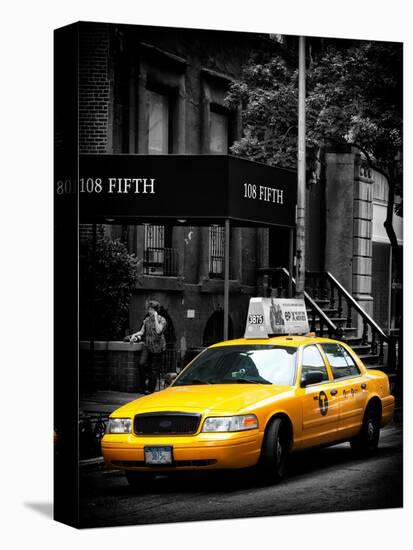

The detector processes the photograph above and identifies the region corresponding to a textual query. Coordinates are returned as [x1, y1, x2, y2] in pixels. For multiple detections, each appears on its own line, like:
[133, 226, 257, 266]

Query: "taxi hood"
[110, 384, 292, 417]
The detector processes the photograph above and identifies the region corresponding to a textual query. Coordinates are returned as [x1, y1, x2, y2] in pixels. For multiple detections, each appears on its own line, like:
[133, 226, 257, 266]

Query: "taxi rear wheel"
[259, 418, 289, 484]
[350, 402, 381, 455]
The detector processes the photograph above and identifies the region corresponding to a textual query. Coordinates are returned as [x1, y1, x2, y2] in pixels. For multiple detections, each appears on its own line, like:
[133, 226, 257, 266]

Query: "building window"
[143, 225, 178, 277]
[147, 89, 170, 154]
[208, 107, 229, 278]
[209, 225, 225, 278]
[210, 109, 228, 154]
[208, 106, 229, 277]
[145, 90, 176, 275]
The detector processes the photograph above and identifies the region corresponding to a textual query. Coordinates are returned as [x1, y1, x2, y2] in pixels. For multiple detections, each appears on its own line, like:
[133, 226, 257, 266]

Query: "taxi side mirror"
[164, 372, 177, 387]
[300, 370, 325, 387]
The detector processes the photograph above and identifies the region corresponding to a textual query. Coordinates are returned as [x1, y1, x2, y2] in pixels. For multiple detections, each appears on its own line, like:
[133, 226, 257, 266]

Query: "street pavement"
[79, 414, 403, 528]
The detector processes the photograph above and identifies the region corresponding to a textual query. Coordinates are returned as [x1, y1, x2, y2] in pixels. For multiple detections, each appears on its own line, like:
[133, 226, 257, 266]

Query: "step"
[318, 308, 339, 316]
[339, 336, 362, 345]
[337, 326, 358, 333]
[350, 344, 371, 355]
[307, 310, 340, 320]
[358, 354, 381, 365]
[307, 314, 348, 324]
[311, 327, 358, 339]
[329, 317, 351, 324]
[313, 299, 331, 306]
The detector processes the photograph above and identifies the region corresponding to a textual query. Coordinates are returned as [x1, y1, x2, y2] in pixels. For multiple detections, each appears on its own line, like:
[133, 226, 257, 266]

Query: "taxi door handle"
[330, 389, 338, 396]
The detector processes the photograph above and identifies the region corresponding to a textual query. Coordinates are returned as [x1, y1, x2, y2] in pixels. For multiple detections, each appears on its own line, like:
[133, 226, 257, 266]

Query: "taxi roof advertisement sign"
[244, 298, 310, 338]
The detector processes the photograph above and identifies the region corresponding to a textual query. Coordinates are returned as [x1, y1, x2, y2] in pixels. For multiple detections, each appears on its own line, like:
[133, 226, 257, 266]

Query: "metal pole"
[388, 245, 392, 332]
[224, 218, 230, 340]
[296, 35, 306, 298]
[289, 227, 294, 297]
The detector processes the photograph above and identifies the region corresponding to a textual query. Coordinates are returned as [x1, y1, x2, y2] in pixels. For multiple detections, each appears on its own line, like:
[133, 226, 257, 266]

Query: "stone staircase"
[259, 267, 398, 376]
[306, 298, 382, 369]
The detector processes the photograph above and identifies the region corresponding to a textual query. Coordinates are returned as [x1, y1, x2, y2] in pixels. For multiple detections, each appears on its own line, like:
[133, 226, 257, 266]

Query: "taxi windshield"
[174, 345, 297, 386]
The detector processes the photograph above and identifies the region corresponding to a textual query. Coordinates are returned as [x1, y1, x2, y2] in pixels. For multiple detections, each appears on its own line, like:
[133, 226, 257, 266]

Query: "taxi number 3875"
[248, 314, 264, 324]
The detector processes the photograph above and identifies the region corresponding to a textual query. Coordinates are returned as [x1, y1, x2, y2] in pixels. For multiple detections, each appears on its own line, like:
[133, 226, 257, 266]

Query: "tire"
[258, 418, 289, 484]
[350, 402, 381, 456]
[125, 470, 154, 490]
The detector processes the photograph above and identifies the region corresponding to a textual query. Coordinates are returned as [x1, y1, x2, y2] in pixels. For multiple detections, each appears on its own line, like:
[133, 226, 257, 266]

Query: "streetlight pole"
[223, 218, 230, 340]
[296, 35, 306, 298]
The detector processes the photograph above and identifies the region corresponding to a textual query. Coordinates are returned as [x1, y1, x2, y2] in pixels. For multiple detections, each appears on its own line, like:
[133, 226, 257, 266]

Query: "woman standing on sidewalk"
[130, 300, 167, 394]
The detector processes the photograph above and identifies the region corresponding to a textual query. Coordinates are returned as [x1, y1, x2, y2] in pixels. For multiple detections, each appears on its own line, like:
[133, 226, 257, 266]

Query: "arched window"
[158, 306, 176, 345]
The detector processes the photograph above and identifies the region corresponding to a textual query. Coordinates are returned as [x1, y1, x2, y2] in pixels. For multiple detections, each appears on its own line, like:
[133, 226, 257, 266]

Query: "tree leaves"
[80, 232, 138, 340]
[227, 40, 402, 195]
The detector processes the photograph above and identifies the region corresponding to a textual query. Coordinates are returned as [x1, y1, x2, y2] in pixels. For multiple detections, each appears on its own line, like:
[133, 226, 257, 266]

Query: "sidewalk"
[80, 391, 142, 469]
[80, 390, 143, 415]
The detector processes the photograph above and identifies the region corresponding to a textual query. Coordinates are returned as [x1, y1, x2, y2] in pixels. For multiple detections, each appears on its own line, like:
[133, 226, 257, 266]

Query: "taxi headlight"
[106, 418, 132, 434]
[202, 414, 258, 432]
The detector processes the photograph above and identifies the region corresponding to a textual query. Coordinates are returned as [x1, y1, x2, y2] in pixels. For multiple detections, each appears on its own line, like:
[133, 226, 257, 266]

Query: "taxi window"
[301, 345, 329, 381]
[320, 343, 361, 379]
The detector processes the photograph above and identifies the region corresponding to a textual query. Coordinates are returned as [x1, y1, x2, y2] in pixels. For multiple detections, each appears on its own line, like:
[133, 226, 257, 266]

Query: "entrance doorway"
[269, 226, 291, 269]
[203, 310, 234, 347]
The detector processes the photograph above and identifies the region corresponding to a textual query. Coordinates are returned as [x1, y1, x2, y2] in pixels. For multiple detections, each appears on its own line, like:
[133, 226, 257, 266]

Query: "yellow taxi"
[101, 299, 395, 487]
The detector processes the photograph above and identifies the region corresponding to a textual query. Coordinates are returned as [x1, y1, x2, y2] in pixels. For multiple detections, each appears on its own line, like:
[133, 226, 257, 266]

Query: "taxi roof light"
[244, 297, 309, 339]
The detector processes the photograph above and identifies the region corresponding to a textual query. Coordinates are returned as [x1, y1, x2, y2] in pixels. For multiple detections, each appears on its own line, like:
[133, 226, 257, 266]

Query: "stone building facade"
[78, 22, 402, 381]
[79, 22, 285, 371]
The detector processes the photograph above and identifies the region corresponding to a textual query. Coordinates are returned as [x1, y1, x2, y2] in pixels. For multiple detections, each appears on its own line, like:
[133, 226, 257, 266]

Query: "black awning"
[78, 154, 296, 227]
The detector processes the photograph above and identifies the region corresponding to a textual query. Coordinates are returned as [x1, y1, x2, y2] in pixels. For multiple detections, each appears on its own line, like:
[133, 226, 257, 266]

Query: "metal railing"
[306, 271, 395, 369]
[79, 412, 108, 459]
[257, 267, 396, 371]
[257, 267, 337, 338]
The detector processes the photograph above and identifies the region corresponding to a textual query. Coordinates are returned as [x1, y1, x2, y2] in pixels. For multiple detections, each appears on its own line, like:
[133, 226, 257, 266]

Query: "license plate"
[144, 446, 173, 465]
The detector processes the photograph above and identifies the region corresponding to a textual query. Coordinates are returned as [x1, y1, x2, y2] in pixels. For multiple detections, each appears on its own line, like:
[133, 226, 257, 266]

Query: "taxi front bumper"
[101, 430, 263, 471]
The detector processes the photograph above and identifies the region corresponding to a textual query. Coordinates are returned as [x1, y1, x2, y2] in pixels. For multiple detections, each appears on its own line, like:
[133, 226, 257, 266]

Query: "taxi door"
[298, 344, 339, 449]
[320, 343, 369, 439]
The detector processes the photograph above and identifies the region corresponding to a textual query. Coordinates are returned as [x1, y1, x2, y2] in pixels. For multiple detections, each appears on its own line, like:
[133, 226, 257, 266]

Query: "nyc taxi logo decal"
[318, 391, 329, 416]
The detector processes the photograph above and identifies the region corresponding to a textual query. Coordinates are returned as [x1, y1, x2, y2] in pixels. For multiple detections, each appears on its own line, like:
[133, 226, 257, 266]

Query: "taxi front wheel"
[259, 418, 289, 484]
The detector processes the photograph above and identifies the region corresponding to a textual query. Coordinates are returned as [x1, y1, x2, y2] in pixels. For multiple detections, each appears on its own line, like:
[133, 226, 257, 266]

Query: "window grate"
[209, 225, 225, 278]
[143, 225, 178, 276]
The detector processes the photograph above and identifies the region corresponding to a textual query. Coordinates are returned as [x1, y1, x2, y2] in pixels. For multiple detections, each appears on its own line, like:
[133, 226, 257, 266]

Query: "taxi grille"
[134, 412, 201, 435]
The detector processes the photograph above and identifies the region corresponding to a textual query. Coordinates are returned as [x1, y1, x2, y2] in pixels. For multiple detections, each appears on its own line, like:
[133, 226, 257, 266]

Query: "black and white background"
[2, 0, 411, 548]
